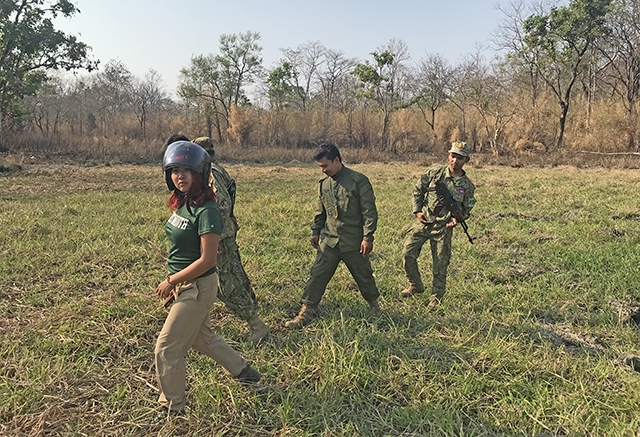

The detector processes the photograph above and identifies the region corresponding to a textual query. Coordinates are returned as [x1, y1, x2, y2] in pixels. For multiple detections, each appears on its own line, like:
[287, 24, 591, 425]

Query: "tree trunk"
[556, 103, 569, 149]
[382, 111, 391, 152]
[215, 117, 223, 144]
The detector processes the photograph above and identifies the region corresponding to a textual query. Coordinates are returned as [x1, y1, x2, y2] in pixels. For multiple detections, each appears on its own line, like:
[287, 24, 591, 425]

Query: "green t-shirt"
[165, 200, 223, 277]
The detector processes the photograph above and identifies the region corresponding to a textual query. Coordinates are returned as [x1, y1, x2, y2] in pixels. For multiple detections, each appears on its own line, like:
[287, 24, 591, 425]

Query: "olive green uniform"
[210, 163, 258, 321]
[402, 165, 476, 298]
[301, 166, 380, 307]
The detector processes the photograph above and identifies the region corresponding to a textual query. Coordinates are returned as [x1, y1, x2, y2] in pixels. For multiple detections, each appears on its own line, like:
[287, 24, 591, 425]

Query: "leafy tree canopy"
[0, 0, 97, 123]
[519, 0, 612, 148]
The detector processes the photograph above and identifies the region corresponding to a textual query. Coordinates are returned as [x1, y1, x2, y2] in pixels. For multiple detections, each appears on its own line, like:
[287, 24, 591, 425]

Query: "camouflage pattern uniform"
[210, 162, 259, 321]
[402, 165, 476, 299]
[301, 166, 380, 307]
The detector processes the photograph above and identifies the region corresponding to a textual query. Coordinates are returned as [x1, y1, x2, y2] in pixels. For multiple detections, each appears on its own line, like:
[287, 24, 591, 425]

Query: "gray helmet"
[162, 141, 211, 191]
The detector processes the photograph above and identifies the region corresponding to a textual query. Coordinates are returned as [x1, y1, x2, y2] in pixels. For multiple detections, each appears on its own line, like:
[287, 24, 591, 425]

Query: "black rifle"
[435, 181, 474, 244]
[227, 178, 237, 218]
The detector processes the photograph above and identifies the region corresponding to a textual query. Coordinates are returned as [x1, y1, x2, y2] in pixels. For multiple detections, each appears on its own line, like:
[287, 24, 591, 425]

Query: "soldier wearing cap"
[184, 136, 270, 345]
[400, 141, 476, 309]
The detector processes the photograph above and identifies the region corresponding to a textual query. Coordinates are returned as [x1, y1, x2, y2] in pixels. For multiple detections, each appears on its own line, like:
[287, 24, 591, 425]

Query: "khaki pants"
[301, 242, 379, 307]
[155, 273, 247, 411]
[402, 221, 452, 298]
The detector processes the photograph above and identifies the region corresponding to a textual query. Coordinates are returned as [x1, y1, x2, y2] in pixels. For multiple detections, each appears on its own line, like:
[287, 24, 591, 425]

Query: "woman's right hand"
[156, 280, 174, 299]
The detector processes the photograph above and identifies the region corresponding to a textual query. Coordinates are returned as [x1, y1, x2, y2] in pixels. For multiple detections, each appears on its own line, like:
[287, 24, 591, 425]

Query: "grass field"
[1, 161, 640, 436]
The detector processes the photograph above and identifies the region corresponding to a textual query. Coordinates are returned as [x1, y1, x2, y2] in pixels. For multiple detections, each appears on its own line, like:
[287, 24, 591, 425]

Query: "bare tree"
[279, 41, 325, 111]
[597, 0, 640, 121]
[62, 76, 96, 136]
[496, 3, 541, 100]
[467, 56, 518, 155]
[131, 70, 167, 139]
[316, 48, 357, 111]
[411, 53, 454, 141]
[93, 60, 134, 136]
[23, 75, 64, 139]
[448, 54, 481, 142]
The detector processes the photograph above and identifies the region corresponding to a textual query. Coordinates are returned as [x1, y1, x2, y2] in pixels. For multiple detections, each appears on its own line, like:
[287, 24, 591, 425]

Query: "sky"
[54, 0, 529, 96]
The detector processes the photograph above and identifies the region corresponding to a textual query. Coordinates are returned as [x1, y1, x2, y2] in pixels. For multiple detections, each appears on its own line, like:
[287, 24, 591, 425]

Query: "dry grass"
[4, 142, 640, 174]
[2, 162, 640, 436]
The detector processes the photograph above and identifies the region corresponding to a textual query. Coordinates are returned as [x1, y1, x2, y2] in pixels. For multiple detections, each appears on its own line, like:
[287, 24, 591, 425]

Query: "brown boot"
[400, 285, 424, 298]
[426, 295, 441, 310]
[284, 304, 316, 329]
[367, 299, 381, 316]
[246, 314, 269, 346]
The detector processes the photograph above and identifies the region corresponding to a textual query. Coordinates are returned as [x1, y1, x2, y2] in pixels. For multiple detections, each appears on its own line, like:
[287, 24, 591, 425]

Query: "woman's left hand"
[156, 280, 174, 299]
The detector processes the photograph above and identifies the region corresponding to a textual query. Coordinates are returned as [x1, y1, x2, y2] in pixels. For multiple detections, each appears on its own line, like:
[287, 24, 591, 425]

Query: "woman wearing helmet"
[154, 140, 260, 416]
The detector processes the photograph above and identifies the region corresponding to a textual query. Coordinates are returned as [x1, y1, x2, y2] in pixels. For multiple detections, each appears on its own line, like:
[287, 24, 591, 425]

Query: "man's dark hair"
[313, 142, 341, 162]
[163, 134, 189, 151]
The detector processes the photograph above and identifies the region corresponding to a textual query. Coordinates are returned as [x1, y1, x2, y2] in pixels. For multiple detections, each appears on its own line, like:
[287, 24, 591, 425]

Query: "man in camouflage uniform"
[168, 135, 269, 344]
[285, 143, 381, 329]
[400, 141, 476, 309]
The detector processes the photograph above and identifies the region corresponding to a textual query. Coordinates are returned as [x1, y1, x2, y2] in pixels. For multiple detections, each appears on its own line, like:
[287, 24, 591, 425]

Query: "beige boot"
[367, 299, 381, 316]
[246, 314, 269, 345]
[400, 285, 424, 298]
[284, 304, 316, 329]
[426, 295, 441, 310]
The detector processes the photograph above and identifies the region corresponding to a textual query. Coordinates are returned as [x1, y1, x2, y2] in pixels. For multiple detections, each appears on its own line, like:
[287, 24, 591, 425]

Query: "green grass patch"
[1, 163, 639, 436]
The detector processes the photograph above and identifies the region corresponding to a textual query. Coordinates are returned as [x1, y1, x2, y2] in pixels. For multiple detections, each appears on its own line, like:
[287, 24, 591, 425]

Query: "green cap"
[448, 141, 471, 157]
[192, 136, 214, 150]
[192, 136, 215, 157]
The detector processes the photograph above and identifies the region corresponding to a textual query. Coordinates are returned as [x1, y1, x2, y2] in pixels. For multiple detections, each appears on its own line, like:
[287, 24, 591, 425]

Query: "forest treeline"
[2, 0, 640, 162]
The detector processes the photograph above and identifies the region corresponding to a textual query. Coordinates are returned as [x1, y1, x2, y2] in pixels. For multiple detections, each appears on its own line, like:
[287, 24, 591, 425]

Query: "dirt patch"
[530, 324, 607, 356]
[610, 299, 640, 326]
[0, 163, 22, 174]
[485, 177, 513, 187]
[484, 212, 553, 222]
[612, 213, 640, 221]
[269, 166, 290, 173]
[621, 355, 640, 372]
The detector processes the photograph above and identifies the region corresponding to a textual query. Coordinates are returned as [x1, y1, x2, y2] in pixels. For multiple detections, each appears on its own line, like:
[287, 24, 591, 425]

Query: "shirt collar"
[331, 166, 345, 181]
[446, 166, 465, 179]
